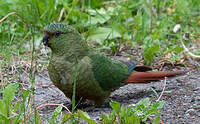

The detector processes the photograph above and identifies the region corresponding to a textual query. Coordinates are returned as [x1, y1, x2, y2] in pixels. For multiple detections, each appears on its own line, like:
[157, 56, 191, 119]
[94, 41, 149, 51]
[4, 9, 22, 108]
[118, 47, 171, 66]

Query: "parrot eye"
[55, 31, 62, 37]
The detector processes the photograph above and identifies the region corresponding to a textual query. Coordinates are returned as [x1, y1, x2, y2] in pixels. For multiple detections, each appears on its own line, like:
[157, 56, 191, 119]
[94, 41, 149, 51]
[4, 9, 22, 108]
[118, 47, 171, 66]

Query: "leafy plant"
[1, 0, 199, 63]
[60, 98, 164, 124]
[0, 83, 21, 123]
[101, 98, 164, 124]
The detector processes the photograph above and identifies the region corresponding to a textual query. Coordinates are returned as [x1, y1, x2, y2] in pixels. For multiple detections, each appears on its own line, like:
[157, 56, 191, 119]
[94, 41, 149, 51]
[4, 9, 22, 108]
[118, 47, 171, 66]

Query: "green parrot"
[42, 23, 186, 106]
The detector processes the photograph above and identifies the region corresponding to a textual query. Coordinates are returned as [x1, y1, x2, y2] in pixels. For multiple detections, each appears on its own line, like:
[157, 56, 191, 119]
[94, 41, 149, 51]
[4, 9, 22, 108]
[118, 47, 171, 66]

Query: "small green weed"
[0, 83, 24, 123]
[60, 98, 164, 124]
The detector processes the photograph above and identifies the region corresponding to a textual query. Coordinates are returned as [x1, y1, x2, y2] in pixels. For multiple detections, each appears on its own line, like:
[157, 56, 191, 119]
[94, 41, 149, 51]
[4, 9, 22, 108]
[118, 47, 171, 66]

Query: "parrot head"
[42, 23, 88, 56]
[42, 23, 75, 48]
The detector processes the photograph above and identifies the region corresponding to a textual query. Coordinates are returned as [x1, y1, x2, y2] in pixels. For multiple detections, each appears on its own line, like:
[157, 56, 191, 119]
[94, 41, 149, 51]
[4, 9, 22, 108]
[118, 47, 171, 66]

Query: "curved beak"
[42, 36, 49, 46]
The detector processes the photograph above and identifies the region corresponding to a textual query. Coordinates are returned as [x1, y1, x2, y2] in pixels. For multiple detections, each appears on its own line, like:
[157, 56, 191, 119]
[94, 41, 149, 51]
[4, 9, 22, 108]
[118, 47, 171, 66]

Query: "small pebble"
[198, 112, 200, 117]
[186, 109, 196, 115]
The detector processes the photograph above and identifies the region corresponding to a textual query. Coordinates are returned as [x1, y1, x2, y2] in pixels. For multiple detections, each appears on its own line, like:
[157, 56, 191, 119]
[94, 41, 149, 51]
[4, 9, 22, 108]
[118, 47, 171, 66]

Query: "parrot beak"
[42, 36, 49, 47]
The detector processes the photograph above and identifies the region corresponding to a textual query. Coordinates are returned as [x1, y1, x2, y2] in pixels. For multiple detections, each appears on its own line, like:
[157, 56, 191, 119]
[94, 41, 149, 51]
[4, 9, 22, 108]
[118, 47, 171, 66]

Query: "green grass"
[1, 0, 199, 64]
[0, 0, 199, 123]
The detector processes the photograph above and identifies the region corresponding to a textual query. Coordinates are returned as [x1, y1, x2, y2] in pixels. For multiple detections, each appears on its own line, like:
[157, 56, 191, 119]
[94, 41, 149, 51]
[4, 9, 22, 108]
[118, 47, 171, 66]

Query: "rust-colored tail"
[125, 70, 187, 84]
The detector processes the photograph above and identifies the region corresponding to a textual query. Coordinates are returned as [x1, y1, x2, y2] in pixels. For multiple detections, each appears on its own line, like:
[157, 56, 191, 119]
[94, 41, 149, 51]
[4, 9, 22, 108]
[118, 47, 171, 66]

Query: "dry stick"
[180, 33, 200, 58]
[149, 0, 153, 34]
[0, 11, 30, 30]
[1, 11, 32, 30]
[156, 77, 167, 102]
[0, 12, 16, 23]
[24, 104, 71, 123]
[58, 8, 66, 22]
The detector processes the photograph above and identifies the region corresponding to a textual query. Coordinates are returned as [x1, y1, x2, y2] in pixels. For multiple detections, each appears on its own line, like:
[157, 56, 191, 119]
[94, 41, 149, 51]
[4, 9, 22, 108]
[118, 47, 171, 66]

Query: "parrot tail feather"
[125, 70, 187, 84]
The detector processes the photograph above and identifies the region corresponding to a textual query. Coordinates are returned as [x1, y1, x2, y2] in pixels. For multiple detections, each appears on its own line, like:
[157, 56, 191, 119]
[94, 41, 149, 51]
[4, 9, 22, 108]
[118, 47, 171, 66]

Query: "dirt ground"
[19, 68, 200, 124]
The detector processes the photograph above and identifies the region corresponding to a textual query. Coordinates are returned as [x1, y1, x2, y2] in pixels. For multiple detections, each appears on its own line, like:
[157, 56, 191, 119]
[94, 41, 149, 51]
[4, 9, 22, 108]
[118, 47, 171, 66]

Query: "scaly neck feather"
[50, 32, 89, 61]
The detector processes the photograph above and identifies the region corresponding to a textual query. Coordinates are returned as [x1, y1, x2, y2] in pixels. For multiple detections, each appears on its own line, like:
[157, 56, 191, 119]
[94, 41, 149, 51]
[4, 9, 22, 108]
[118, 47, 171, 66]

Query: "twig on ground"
[180, 33, 200, 58]
[24, 103, 71, 123]
[156, 77, 167, 101]
[34, 83, 56, 88]
[153, 58, 176, 70]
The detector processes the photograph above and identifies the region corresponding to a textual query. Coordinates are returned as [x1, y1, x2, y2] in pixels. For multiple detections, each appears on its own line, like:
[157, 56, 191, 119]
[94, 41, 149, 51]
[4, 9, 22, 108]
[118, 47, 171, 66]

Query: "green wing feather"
[89, 52, 130, 91]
